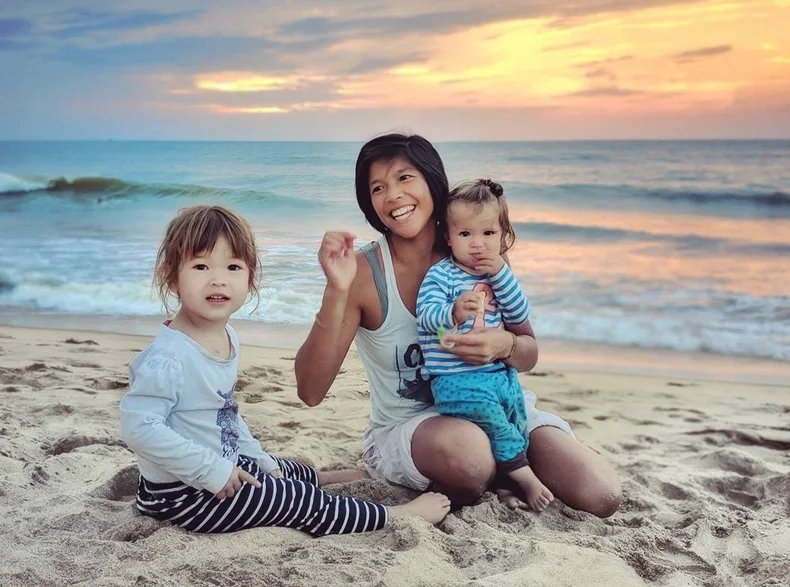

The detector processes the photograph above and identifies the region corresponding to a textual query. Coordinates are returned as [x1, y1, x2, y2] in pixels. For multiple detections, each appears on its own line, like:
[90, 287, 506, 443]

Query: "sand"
[0, 323, 788, 587]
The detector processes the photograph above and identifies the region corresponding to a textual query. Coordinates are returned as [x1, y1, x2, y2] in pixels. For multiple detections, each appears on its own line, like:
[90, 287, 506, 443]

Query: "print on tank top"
[395, 343, 433, 404]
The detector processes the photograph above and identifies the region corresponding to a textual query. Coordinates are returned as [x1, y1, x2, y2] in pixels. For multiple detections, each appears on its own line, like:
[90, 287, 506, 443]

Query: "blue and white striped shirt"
[416, 257, 530, 376]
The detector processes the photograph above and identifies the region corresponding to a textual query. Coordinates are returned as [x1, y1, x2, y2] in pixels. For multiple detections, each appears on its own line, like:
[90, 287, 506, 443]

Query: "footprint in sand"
[105, 515, 166, 542]
[91, 377, 128, 391]
[623, 536, 716, 582]
[699, 476, 762, 508]
[686, 428, 790, 451]
[29, 464, 50, 485]
[66, 360, 102, 369]
[526, 371, 564, 378]
[45, 434, 125, 456]
[63, 338, 99, 345]
[89, 464, 140, 501]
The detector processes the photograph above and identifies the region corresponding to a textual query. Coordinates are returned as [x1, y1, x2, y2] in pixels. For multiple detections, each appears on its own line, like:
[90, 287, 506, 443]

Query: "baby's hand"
[472, 251, 505, 275]
[215, 466, 261, 500]
[453, 291, 481, 325]
[268, 468, 283, 478]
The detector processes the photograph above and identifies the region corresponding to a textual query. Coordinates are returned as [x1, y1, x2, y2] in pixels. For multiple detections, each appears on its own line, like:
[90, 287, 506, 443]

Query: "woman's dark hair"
[354, 133, 449, 251]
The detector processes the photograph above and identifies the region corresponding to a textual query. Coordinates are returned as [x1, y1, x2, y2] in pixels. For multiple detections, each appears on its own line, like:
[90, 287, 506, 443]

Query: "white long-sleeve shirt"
[120, 323, 279, 494]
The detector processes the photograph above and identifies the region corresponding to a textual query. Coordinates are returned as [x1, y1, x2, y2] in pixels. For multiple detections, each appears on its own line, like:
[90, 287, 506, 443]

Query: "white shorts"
[362, 390, 575, 491]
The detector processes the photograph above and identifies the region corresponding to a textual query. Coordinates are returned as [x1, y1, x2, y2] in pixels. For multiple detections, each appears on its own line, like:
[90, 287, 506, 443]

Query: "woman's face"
[367, 157, 434, 239]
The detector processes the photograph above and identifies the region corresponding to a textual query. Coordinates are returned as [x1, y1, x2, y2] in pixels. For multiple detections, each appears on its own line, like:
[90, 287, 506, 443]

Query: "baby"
[416, 180, 553, 511]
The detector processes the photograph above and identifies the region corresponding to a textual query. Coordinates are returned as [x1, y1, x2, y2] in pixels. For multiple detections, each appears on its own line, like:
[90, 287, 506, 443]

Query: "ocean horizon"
[2, 139, 788, 361]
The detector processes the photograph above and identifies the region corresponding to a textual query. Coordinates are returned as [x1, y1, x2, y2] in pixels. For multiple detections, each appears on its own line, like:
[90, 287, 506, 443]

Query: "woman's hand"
[215, 466, 262, 500]
[442, 327, 512, 365]
[318, 231, 357, 291]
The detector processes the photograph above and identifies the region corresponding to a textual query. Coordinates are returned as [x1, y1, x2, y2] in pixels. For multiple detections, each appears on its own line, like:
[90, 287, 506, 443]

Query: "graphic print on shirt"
[216, 384, 240, 459]
[395, 343, 433, 404]
[470, 282, 497, 330]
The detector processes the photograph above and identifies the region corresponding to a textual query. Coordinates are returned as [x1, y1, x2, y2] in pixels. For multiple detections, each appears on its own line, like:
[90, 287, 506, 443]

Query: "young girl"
[119, 205, 450, 536]
[416, 179, 554, 512]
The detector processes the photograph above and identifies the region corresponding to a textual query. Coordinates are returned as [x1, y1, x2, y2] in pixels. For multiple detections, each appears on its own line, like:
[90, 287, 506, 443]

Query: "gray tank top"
[354, 236, 433, 434]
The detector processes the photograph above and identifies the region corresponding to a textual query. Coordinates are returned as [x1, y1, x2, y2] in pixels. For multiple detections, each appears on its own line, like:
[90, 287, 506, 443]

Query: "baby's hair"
[154, 205, 261, 314]
[447, 179, 516, 254]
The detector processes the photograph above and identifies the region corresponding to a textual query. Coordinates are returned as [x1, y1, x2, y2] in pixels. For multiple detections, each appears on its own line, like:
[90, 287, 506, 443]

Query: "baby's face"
[446, 200, 502, 273]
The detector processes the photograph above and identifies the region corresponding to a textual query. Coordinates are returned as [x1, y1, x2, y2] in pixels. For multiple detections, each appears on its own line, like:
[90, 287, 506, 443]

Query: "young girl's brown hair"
[153, 205, 262, 313]
[446, 179, 516, 254]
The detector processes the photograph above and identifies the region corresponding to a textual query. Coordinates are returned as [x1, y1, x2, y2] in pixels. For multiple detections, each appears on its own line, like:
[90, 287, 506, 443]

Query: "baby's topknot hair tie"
[480, 179, 504, 197]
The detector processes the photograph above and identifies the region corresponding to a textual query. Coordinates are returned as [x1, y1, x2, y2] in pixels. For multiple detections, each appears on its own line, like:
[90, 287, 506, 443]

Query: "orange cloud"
[184, 0, 789, 120]
[194, 71, 329, 92]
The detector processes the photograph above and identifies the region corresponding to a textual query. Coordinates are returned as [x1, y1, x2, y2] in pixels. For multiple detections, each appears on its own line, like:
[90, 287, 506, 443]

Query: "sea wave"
[509, 182, 790, 212]
[0, 271, 323, 325]
[0, 270, 787, 360]
[512, 220, 790, 256]
[0, 172, 298, 205]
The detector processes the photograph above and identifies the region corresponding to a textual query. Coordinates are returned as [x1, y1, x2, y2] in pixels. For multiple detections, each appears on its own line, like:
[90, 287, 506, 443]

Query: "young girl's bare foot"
[496, 488, 528, 510]
[390, 492, 451, 524]
[318, 468, 370, 485]
[509, 465, 554, 512]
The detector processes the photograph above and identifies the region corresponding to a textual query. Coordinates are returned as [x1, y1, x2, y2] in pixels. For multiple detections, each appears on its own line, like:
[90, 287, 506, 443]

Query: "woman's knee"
[412, 417, 495, 504]
[585, 477, 622, 518]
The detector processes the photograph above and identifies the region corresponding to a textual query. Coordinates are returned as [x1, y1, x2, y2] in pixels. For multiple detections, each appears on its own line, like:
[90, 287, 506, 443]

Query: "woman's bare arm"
[502, 321, 539, 372]
[294, 232, 363, 406]
[294, 284, 361, 406]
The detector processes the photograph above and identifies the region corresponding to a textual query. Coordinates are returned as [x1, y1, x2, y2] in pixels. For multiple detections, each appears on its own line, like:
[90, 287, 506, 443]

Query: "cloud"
[585, 68, 616, 83]
[53, 9, 202, 40]
[564, 86, 644, 97]
[575, 55, 634, 68]
[544, 41, 589, 52]
[55, 35, 329, 70]
[673, 44, 732, 63]
[346, 53, 430, 75]
[0, 18, 33, 37]
[0, 39, 35, 51]
[277, 9, 502, 40]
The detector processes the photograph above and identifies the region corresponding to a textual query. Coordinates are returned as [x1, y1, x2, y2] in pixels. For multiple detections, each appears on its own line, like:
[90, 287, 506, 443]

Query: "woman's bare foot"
[318, 468, 370, 485]
[390, 492, 451, 524]
[496, 488, 528, 510]
[509, 465, 555, 512]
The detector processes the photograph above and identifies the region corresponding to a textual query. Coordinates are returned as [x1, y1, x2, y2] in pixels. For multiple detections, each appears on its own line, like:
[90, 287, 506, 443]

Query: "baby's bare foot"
[521, 478, 554, 512]
[495, 488, 528, 510]
[390, 492, 451, 524]
[509, 465, 555, 512]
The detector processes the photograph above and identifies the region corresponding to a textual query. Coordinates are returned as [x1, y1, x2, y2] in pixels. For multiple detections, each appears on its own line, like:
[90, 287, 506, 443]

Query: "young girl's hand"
[318, 231, 357, 291]
[215, 466, 262, 499]
[473, 251, 505, 275]
[453, 291, 481, 325]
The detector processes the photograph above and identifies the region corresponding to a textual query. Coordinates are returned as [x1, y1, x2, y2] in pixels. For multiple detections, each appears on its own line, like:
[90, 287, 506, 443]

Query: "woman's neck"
[387, 223, 439, 267]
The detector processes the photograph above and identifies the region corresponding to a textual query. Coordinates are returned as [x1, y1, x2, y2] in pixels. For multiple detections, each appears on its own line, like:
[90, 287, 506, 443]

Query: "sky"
[1, 0, 789, 140]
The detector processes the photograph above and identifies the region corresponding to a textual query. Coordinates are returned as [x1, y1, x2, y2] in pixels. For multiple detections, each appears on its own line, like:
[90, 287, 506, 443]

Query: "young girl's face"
[174, 235, 250, 324]
[446, 200, 503, 273]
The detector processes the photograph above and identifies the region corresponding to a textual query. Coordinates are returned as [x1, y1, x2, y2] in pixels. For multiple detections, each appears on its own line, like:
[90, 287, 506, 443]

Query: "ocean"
[1, 140, 788, 361]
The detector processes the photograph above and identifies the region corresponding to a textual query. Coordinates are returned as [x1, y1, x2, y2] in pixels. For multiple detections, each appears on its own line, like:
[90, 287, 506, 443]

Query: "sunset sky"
[2, 0, 789, 140]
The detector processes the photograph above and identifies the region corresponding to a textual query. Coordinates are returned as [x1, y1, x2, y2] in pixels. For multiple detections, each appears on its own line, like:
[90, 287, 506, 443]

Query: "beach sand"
[0, 323, 788, 587]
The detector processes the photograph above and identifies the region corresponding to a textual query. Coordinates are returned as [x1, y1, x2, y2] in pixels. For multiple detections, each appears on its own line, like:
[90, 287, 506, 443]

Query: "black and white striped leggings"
[136, 455, 388, 536]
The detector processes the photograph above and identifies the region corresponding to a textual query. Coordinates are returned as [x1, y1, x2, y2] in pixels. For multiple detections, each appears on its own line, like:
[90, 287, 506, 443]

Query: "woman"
[294, 133, 621, 516]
